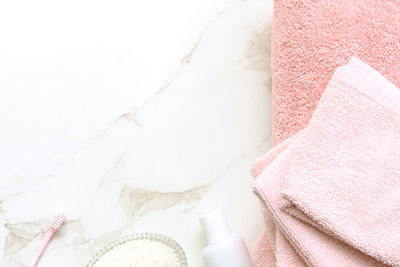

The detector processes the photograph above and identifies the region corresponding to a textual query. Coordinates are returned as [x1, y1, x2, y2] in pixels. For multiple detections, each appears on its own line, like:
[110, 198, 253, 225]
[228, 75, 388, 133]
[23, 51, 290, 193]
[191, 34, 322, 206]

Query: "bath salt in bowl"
[87, 233, 187, 267]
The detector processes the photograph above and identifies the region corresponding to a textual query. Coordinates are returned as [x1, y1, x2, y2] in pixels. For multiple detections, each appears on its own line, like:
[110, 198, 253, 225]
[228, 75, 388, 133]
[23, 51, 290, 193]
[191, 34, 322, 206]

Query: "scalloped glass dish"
[87, 233, 188, 267]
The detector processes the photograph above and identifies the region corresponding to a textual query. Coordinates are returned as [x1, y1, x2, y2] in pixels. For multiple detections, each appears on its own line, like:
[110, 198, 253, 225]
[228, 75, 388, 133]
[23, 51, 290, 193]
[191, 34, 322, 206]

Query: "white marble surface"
[0, 0, 273, 266]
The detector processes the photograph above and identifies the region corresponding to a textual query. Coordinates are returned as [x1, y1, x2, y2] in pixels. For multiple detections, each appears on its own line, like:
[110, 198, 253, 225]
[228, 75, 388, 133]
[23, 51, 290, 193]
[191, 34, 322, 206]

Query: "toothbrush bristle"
[51, 213, 65, 231]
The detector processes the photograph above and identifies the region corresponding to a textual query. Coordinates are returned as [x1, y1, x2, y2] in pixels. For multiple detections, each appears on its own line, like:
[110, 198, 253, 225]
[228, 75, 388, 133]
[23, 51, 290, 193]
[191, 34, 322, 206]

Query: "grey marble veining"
[0, 0, 273, 266]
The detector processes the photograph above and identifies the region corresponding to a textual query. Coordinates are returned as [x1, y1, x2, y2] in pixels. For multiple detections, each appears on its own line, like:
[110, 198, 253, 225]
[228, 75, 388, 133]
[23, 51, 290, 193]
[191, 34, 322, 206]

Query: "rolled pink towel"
[254, 58, 400, 266]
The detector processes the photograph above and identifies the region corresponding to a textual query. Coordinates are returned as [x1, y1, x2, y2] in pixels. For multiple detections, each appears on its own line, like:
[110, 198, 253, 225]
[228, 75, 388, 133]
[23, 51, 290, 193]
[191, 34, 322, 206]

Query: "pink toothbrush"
[27, 213, 65, 267]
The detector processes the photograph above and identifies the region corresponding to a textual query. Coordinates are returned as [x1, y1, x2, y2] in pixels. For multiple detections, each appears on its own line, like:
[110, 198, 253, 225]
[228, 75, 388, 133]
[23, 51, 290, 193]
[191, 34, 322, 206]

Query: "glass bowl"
[87, 232, 188, 267]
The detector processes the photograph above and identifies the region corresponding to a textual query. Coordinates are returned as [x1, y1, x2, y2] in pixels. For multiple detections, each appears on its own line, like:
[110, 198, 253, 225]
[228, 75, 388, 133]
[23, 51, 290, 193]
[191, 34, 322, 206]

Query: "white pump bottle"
[199, 209, 254, 267]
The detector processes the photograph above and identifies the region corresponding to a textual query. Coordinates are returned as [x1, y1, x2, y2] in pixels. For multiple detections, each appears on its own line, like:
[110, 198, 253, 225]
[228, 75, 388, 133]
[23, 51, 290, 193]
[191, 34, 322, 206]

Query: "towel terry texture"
[253, 0, 400, 266]
[270, 0, 400, 145]
[254, 58, 400, 267]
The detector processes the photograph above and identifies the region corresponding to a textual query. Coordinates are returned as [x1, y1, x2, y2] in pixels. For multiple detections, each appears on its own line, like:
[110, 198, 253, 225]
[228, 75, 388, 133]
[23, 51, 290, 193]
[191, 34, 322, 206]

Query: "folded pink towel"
[254, 58, 400, 266]
[254, 1, 400, 265]
[270, 0, 400, 145]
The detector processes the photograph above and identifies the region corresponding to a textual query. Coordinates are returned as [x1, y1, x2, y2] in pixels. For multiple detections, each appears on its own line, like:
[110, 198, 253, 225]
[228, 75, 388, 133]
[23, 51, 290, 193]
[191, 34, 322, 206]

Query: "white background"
[0, 0, 273, 266]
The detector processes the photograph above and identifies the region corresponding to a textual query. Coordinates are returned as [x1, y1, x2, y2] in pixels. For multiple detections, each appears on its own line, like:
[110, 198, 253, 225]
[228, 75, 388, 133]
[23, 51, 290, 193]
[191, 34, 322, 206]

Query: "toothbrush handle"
[27, 229, 54, 267]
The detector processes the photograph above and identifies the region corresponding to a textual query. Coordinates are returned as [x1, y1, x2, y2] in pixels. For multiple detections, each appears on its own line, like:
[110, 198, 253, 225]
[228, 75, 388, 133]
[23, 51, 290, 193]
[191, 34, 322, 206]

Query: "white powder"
[94, 239, 180, 267]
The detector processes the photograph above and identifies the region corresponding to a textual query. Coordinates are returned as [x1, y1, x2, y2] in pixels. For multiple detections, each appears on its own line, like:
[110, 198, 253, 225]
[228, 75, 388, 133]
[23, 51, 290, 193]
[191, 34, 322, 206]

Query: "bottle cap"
[199, 209, 231, 245]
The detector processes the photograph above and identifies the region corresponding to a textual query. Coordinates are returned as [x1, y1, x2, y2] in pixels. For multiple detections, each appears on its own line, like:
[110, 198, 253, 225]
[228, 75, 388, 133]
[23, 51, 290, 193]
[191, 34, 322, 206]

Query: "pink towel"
[254, 1, 400, 266]
[270, 0, 400, 145]
[254, 58, 400, 266]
